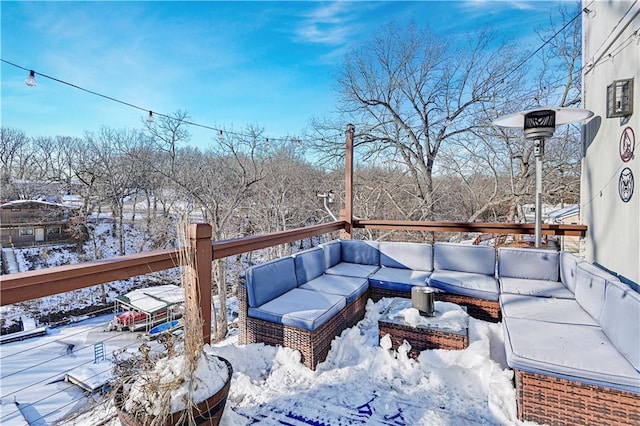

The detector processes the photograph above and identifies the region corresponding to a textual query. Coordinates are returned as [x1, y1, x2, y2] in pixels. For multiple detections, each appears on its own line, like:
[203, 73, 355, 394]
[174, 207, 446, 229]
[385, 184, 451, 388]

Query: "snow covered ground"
[2, 222, 524, 425]
[1, 297, 524, 426]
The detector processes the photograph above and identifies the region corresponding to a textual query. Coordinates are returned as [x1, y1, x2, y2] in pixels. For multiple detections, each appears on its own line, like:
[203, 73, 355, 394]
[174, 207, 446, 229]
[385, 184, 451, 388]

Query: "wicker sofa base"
[378, 319, 468, 358]
[370, 287, 501, 323]
[239, 281, 367, 370]
[434, 293, 501, 322]
[515, 369, 640, 426]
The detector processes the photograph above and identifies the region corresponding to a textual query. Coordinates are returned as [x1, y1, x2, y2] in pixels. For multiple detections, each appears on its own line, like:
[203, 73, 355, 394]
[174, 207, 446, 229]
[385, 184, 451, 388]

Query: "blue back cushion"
[600, 281, 640, 371]
[341, 240, 380, 265]
[294, 247, 326, 285]
[323, 240, 342, 268]
[433, 242, 495, 276]
[379, 242, 433, 271]
[575, 262, 618, 321]
[498, 247, 559, 281]
[245, 257, 297, 307]
[560, 251, 582, 293]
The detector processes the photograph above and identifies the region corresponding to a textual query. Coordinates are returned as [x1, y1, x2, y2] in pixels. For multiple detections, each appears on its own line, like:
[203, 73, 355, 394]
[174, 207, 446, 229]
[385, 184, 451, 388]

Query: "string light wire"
[0, 58, 343, 144]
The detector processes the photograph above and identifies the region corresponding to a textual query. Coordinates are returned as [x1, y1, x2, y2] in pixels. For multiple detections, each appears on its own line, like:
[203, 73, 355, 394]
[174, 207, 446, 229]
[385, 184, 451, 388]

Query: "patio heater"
[493, 107, 593, 248]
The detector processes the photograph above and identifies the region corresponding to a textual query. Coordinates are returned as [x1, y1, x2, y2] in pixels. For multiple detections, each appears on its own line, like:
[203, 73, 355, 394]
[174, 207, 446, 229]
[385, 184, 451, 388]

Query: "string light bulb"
[25, 70, 37, 87]
[146, 111, 155, 123]
[583, 7, 596, 19]
[218, 130, 224, 141]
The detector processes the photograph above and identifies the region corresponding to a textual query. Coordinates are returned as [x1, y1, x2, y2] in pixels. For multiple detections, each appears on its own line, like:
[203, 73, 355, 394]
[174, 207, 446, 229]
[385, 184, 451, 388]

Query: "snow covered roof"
[0, 199, 68, 209]
[546, 204, 579, 222]
[115, 285, 185, 314]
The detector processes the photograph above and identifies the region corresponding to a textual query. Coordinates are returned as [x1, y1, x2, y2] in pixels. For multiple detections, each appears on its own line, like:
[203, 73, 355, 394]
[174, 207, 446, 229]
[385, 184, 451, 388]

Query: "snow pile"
[124, 347, 230, 416]
[211, 298, 518, 425]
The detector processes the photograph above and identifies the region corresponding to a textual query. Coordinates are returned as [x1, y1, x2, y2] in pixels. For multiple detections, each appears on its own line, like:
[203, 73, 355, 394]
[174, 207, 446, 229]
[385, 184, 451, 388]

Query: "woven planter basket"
[115, 355, 233, 426]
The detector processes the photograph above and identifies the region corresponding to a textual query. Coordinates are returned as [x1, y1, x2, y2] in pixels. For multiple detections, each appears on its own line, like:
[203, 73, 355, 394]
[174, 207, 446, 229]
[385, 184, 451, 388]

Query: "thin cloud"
[294, 2, 356, 45]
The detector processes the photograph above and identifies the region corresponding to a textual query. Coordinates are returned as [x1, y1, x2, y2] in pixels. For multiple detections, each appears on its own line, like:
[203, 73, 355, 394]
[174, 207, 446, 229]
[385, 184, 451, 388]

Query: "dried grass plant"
[113, 217, 212, 425]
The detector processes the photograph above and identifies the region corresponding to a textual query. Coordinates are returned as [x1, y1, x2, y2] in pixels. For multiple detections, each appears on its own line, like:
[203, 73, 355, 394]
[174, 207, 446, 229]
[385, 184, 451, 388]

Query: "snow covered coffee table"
[378, 298, 469, 358]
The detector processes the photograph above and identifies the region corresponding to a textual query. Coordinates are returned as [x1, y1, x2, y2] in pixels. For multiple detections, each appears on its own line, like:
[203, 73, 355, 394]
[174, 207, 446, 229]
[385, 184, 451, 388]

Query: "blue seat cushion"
[500, 293, 598, 326]
[379, 242, 433, 271]
[503, 317, 640, 392]
[499, 277, 574, 299]
[433, 242, 496, 276]
[498, 247, 559, 281]
[299, 274, 368, 303]
[293, 247, 326, 285]
[245, 257, 298, 308]
[600, 281, 640, 371]
[326, 262, 379, 278]
[429, 270, 499, 301]
[368, 267, 430, 293]
[248, 288, 346, 331]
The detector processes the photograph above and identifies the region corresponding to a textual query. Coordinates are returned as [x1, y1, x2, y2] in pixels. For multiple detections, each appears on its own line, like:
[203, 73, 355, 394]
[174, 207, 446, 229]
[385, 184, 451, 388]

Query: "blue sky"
[1, 1, 569, 149]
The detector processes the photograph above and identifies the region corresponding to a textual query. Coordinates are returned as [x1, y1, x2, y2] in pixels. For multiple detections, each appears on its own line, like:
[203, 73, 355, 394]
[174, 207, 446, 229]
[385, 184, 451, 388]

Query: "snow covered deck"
[1, 298, 516, 425]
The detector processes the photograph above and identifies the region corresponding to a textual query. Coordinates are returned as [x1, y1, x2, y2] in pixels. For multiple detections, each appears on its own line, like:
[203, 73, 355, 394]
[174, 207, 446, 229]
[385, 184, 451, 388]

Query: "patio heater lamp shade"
[492, 107, 594, 248]
[493, 107, 594, 136]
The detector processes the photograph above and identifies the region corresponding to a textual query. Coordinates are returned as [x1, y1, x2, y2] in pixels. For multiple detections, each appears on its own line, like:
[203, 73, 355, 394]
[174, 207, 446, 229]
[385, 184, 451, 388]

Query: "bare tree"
[320, 22, 524, 220]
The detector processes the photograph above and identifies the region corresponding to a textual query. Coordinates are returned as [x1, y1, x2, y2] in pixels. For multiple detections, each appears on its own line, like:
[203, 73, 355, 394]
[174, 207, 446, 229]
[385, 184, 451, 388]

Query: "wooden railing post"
[341, 124, 355, 239]
[187, 223, 213, 344]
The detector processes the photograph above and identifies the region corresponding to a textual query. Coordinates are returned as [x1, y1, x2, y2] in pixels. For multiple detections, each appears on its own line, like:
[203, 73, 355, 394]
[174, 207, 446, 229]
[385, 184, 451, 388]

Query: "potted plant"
[113, 222, 232, 426]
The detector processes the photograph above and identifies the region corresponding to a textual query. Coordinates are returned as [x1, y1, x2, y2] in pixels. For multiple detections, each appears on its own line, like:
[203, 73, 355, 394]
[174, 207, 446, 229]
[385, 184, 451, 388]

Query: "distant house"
[0, 200, 78, 247]
[546, 204, 580, 253]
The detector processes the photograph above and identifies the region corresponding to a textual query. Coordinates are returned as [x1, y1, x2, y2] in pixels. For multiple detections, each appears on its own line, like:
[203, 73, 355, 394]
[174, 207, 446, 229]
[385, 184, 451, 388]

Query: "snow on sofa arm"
[497, 247, 574, 299]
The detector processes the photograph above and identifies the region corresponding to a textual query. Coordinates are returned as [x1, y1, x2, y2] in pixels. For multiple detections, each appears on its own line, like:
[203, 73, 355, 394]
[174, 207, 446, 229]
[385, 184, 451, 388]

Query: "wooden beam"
[353, 220, 587, 236]
[341, 124, 354, 239]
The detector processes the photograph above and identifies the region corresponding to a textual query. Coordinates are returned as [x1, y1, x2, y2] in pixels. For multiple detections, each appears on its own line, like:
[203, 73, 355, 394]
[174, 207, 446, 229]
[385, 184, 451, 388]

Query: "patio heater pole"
[534, 138, 544, 248]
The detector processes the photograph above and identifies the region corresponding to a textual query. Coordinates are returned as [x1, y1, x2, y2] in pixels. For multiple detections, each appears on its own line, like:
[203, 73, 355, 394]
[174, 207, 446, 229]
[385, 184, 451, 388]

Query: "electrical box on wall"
[607, 78, 634, 118]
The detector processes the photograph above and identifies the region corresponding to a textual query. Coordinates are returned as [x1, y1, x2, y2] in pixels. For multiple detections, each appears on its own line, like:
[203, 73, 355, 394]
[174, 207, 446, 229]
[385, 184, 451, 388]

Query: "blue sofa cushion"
[429, 270, 499, 301]
[433, 242, 496, 276]
[575, 262, 619, 321]
[246, 257, 297, 308]
[503, 317, 640, 392]
[340, 240, 380, 265]
[299, 274, 368, 303]
[498, 247, 559, 282]
[368, 267, 431, 293]
[379, 242, 433, 271]
[499, 277, 575, 299]
[322, 240, 342, 268]
[600, 281, 640, 371]
[293, 247, 326, 285]
[248, 288, 346, 331]
[560, 251, 583, 293]
[325, 262, 379, 278]
[500, 293, 598, 326]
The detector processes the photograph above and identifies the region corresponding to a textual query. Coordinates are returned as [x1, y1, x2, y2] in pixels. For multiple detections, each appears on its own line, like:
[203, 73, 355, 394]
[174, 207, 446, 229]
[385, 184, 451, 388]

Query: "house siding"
[581, 1, 640, 284]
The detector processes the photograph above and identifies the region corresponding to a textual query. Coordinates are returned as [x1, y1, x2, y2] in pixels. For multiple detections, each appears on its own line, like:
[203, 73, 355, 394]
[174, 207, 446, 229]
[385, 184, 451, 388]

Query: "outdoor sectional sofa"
[498, 248, 640, 425]
[238, 239, 640, 424]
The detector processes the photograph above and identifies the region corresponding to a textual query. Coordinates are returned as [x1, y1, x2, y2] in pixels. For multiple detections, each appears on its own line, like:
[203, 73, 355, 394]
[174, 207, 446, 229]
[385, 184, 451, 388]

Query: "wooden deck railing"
[354, 220, 587, 236]
[0, 219, 586, 342]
